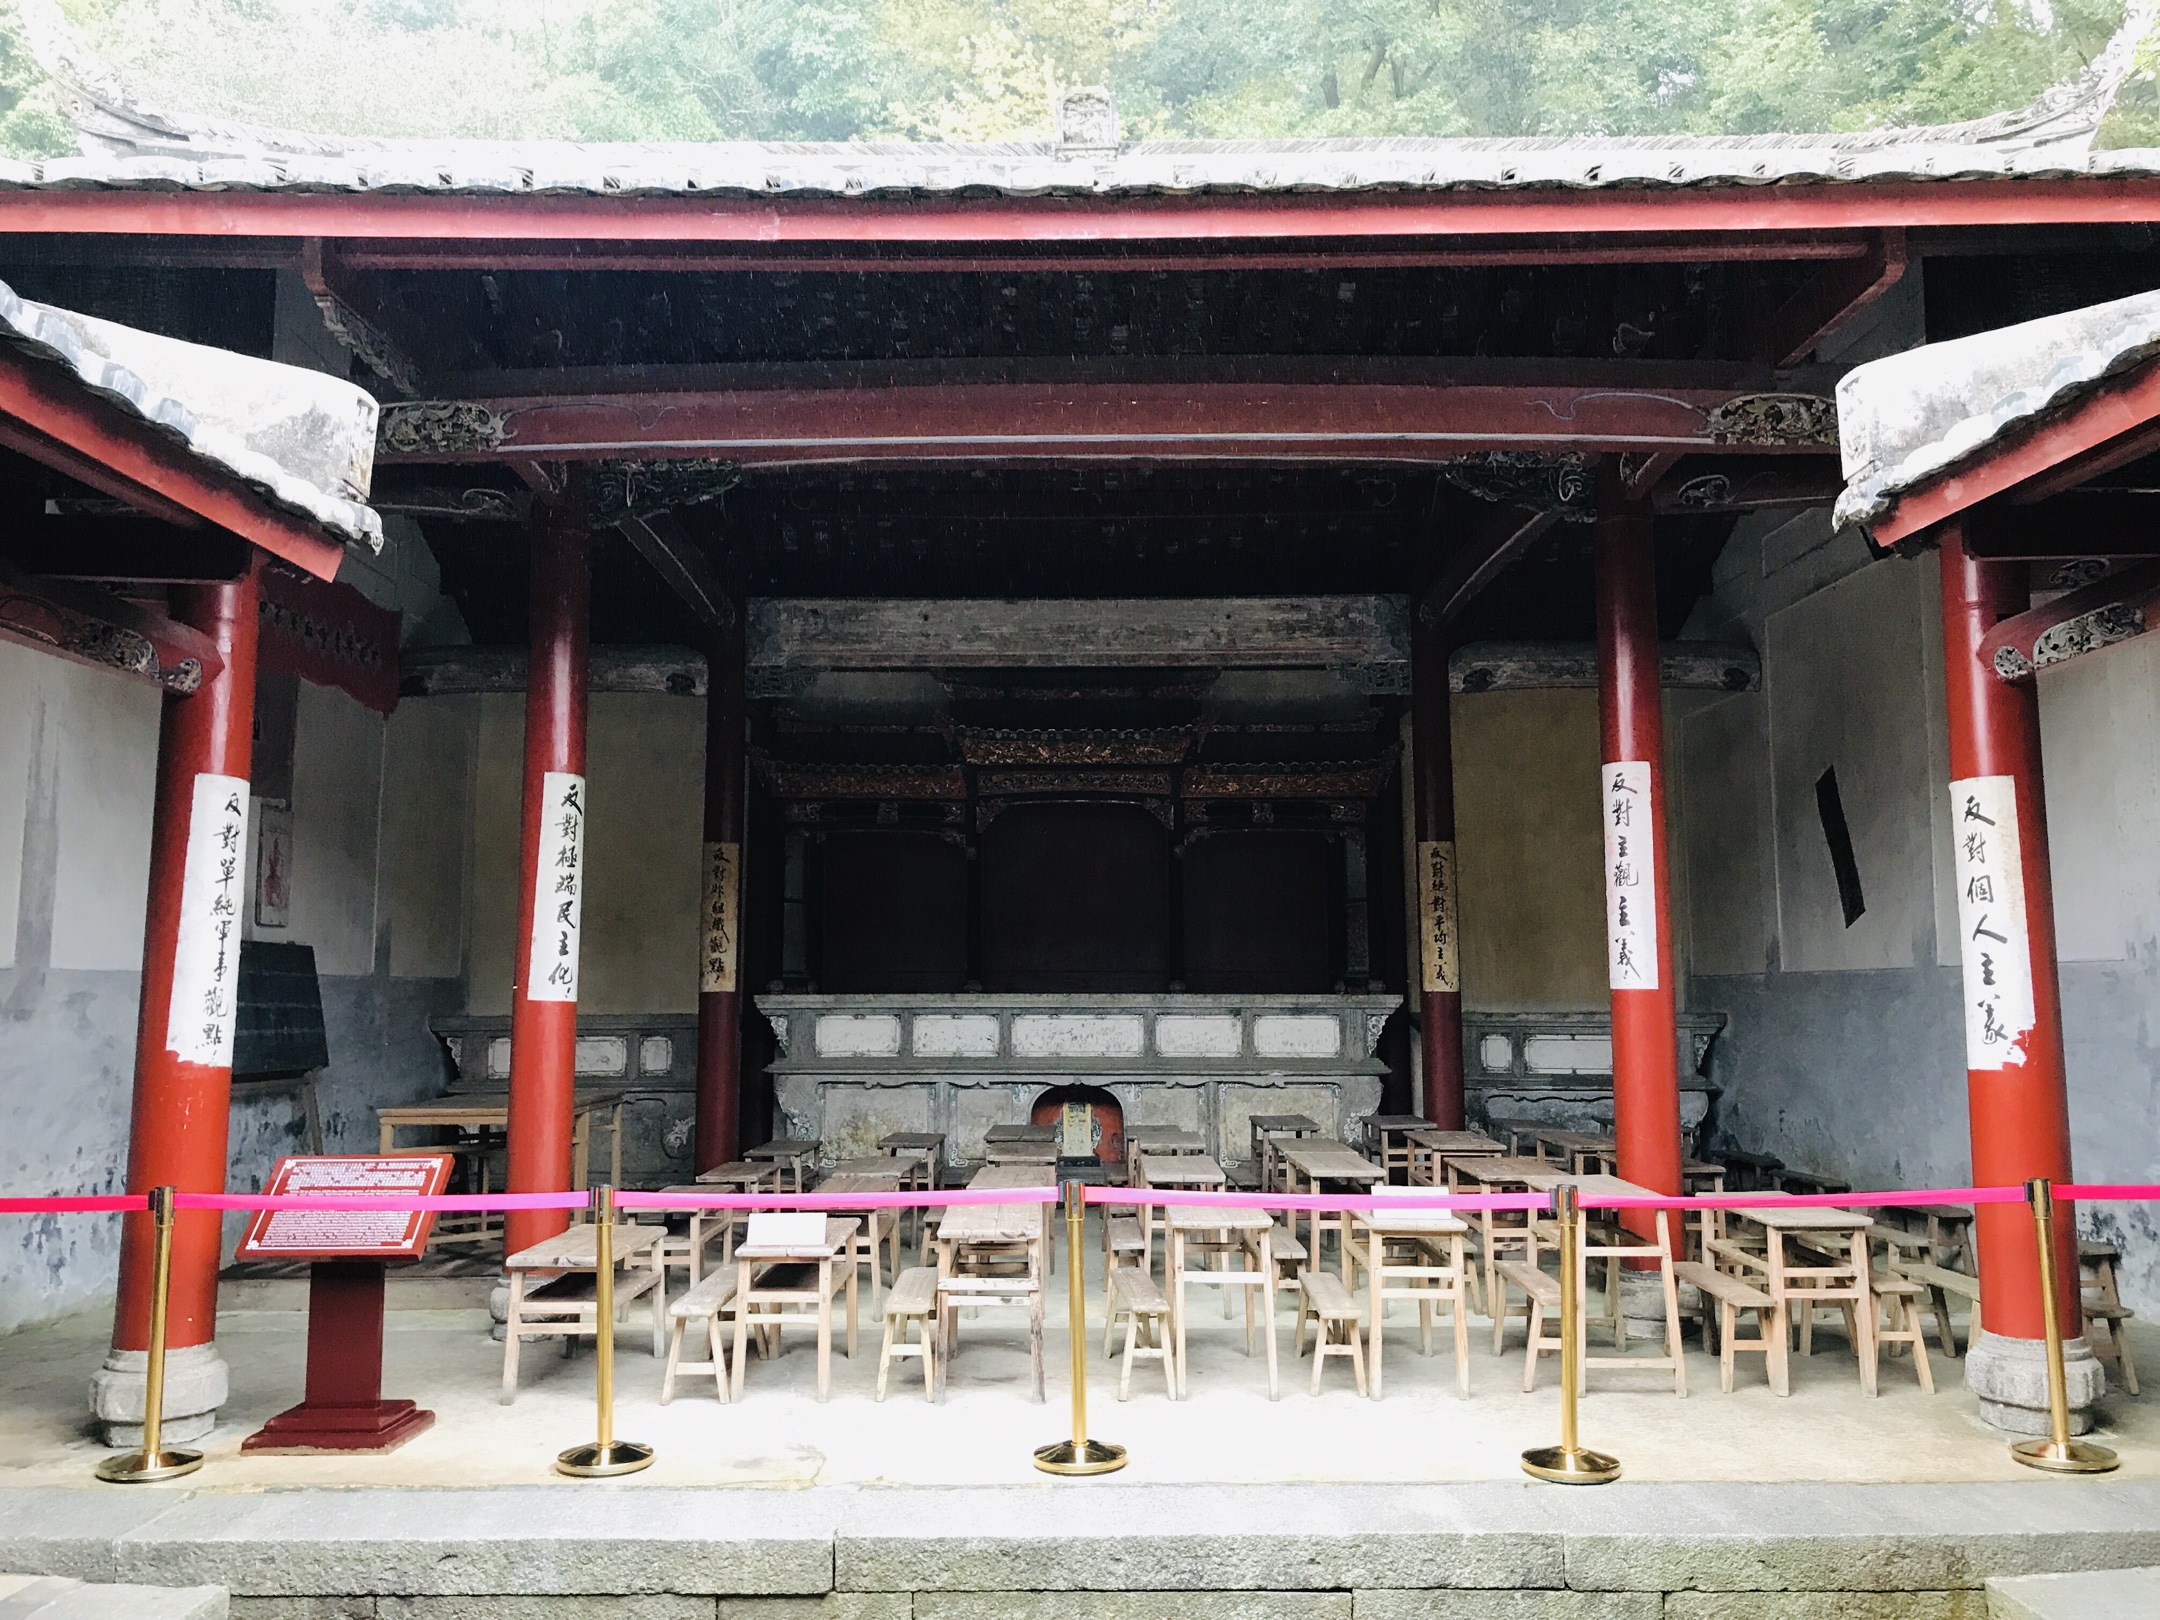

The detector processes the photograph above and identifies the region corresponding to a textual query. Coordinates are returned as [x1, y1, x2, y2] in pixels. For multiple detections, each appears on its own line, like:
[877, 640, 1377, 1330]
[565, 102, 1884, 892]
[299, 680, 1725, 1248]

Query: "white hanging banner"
[1601, 760, 1659, 991]
[699, 839, 742, 994]
[1949, 774, 2037, 1070]
[525, 771, 586, 1004]
[1416, 839, 1459, 994]
[165, 773, 251, 1067]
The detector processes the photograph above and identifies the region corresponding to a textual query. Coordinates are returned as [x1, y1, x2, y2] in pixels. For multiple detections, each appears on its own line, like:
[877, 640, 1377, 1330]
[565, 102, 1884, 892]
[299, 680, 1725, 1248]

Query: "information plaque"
[237, 1153, 454, 1454]
[236, 1154, 452, 1262]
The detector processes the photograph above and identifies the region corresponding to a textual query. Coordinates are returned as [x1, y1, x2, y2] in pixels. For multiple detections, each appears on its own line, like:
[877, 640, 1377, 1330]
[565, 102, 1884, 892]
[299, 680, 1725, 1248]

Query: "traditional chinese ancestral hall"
[6, 31, 2160, 1490]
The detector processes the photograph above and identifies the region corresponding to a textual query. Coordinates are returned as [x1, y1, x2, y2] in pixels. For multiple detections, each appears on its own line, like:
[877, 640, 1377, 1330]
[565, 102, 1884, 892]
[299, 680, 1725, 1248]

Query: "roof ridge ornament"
[1053, 86, 1119, 154]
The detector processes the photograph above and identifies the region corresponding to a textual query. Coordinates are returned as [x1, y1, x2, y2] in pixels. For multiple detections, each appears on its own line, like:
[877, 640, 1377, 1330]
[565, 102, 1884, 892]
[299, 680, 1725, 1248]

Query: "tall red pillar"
[1409, 607, 1465, 1128]
[1594, 465, 1683, 1243]
[504, 489, 590, 1258]
[693, 604, 747, 1171]
[96, 560, 260, 1442]
[1937, 523, 2096, 1430]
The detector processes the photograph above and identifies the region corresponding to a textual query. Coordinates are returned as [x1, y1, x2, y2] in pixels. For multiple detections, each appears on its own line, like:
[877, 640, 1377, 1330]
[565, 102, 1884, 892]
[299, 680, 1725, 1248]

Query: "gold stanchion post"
[98, 1186, 204, 1483]
[1035, 1181, 1127, 1476]
[557, 1186, 655, 1478]
[1521, 1184, 1620, 1485]
[2010, 1178, 2117, 1474]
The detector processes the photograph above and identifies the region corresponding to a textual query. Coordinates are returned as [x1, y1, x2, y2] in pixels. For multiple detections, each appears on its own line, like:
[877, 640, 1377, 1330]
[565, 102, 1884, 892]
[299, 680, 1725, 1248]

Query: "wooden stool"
[1101, 1215, 1149, 1353]
[1676, 1259, 1784, 1394]
[877, 1266, 939, 1402]
[1267, 1224, 1307, 1306]
[1296, 1270, 1368, 1396]
[1494, 1258, 1562, 1391]
[1108, 1266, 1173, 1400]
[1869, 1271, 1936, 1393]
[661, 1269, 738, 1403]
[2084, 1297, 2140, 1396]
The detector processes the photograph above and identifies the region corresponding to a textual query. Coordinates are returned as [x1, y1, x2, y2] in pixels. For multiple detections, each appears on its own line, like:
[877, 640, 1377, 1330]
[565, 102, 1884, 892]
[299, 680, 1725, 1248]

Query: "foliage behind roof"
[11, 0, 2160, 198]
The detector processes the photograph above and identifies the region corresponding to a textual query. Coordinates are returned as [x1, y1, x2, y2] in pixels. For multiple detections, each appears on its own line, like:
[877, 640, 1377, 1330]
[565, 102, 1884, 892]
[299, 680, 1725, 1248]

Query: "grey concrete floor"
[2, 1223, 2153, 1491]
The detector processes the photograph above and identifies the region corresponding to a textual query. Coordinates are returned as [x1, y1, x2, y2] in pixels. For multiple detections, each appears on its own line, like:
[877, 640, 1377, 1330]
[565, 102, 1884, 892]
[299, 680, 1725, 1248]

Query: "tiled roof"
[0, 277, 382, 549]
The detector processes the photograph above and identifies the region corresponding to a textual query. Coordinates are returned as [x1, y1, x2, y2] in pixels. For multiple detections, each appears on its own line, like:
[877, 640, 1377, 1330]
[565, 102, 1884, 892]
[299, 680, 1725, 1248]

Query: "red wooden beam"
[1867, 361, 2160, 546]
[0, 344, 350, 580]
[331, 231, 1879, 274]
[386, 375, 1839, 465]
[1756, 228, 1907, 365]
[0, 555, 224, 689]
[1, 177, 2158, 247]
[1980, 556, 2160, 681]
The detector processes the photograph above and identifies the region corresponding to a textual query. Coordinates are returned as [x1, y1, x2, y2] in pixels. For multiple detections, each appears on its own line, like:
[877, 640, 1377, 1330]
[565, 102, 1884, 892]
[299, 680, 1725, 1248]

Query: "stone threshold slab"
[0, 1483, 2156, 1600]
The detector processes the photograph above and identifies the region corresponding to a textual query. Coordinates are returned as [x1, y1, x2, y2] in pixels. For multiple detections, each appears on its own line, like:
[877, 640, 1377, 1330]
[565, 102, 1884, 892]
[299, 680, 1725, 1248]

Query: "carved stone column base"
[1965, 1328, 2106, 1435]
[90, 1342, 229, 1447]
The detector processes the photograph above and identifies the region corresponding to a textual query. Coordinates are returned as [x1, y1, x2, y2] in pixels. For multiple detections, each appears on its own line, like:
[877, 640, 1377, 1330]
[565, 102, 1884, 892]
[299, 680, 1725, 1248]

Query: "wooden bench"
[1887, 1256, 1979, 1358]
[1108, 1266, 1173, 1399]
[1296, 1269, 1367, 1396]
[1494, 1258, 1561, 1392]
[660, 1268, 738, 1403]
[876, 1266, 938, 1403]
[1267, 1223, 1307, 1302]
[1870, 1271, 1935, 1393]
[499, 1225, 666, 1405]
[1675, 1259, 1782, 1394]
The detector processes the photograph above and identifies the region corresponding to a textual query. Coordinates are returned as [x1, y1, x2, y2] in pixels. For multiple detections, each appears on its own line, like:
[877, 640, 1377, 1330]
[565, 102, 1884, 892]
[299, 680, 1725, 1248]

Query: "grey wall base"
[3, 1483, 2157, 1619]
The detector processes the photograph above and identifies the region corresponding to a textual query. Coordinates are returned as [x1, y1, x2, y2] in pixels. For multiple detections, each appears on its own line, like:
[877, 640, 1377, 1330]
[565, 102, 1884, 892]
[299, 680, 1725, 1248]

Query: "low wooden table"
[732, 1215, 860, 1401]
[1407, 1129, 1505, 1187]
[986, 1141, 1060, 1167]
[1135, 1152, 1227, 1267]
[1442, 1154, 1551, 1313]
[1164, 1204, 1277, 1400]
[745, 1137, 820, 1191]
[1363, 1114, 1431, 1182]
[1279, 1141, 1386, 1273]
[1720, 1202, 1877, 1396]
[1514, 1171, 1685, 1395]
[1348, 1199, 1474, 1397]
[819, 1170, 905, 1288]
[878, 1132, 946, 1188]
[984, 1123, 1056, 1145]
[934, 1165, 1052, 1400]
[1531, 1130, 1617, 1175]
[1124, 1127, 1208, 1187]
[377, 1090, 626, 1206]
[1249, 1114, 1324, 1190]
[499, 1221, 665, 1403]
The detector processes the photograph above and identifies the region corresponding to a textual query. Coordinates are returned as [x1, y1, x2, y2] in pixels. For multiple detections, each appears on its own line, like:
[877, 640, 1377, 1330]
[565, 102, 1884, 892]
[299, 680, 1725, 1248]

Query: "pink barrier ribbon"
[0, 1195, 148, 1214]
[615, 1186, 1061, 1211]
[0, 1183, 2156, 1217]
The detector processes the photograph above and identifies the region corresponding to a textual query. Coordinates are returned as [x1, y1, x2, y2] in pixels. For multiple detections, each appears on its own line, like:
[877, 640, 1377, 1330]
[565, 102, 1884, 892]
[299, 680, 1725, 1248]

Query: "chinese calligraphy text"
[525, 771, 586, 1004]
[1601, 760, 1660, 991]
[1949, 774, 2035, 1069]
[165, 772, 252, 1067]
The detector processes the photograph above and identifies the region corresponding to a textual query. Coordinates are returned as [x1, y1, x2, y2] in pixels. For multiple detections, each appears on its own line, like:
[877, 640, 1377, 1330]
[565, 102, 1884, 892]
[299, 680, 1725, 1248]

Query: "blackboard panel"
[233, 941, 329, 1078]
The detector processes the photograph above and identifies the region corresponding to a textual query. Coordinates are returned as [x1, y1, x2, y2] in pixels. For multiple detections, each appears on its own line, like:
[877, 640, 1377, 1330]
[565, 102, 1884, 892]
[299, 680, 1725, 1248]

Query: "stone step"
[0, 1573, 225, 1619]
[1988, 1566, 2160, 1618]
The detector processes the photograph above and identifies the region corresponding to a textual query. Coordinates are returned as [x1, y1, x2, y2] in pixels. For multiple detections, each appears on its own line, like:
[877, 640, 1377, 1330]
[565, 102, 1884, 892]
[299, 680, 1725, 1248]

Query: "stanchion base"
[1521, 1445, 1621, 1485]
[555, 1440, 655, 1478]
[1034, 1439, 1128, 1476]
[2011, 1437, 2119, 1474]
[95, 1447, 204, 1484]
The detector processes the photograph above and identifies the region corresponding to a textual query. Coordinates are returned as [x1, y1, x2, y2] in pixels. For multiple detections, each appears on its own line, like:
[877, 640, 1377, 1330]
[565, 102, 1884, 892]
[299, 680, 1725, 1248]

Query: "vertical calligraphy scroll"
[1949, 775, 2036, 1069]
[699, 839, 741, 994]
[166, 773, 251, 1066]
[1601, 761, 1659, 991]
[526, 771, 586, 1003]
[1416, 839, 1460, 994]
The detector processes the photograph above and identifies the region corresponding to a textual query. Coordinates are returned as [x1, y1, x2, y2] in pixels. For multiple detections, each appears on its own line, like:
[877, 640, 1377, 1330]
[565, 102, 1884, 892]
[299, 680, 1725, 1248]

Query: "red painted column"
[504, 490, 590, 1258]
[1594, 465, 1683, 1244]
[693, 605, 747, 1171]
[109, 563, 261, 1358]
[1409, 606, 1465, 1128]
[1937, 523, 2077, 1345]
